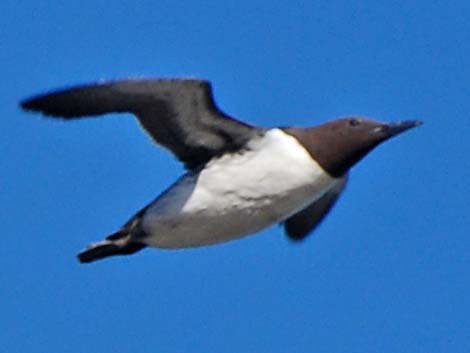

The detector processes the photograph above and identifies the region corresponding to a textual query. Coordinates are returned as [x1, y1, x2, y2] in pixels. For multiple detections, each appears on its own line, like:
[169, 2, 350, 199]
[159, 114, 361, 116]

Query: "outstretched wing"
[284, 175, 348, 241]
[21, 79, 260, 169]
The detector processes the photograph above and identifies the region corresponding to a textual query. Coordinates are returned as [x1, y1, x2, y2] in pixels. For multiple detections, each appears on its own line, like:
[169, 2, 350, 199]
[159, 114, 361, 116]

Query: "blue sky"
[2, 1, 469, 352]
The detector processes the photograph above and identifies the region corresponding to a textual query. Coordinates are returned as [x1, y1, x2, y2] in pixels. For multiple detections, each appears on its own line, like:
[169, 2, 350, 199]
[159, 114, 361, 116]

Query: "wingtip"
[19, 97, 35, 112]
[19, 96, 57, 118]
[19, 93, 51, 114]
[77, 252, 93, 264]
[18, 91, 81, 118]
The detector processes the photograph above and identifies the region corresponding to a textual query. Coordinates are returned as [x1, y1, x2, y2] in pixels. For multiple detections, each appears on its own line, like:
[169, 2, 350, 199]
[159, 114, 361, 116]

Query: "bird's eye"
[349, 118, 360, 127]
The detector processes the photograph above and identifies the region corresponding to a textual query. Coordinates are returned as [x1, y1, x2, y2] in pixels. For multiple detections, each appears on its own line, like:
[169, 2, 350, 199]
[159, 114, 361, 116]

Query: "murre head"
[286, 117, 422, 177]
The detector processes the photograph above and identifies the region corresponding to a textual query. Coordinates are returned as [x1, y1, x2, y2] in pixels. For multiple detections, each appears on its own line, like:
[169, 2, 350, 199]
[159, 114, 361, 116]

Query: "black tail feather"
[78, 210, 149, 264]
[77, 241, 146, 263]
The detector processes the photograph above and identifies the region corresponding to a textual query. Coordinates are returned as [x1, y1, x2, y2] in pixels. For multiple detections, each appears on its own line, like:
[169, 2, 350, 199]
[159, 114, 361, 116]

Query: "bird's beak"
[376, 120, 423, 139]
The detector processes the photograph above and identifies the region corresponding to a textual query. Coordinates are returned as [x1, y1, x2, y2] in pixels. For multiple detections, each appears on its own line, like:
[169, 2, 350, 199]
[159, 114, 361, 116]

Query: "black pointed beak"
[378, 120, 423, 138]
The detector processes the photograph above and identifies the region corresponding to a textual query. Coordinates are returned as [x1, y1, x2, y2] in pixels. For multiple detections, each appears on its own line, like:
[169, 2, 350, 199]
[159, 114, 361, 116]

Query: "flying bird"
[20, 79, 422, 263]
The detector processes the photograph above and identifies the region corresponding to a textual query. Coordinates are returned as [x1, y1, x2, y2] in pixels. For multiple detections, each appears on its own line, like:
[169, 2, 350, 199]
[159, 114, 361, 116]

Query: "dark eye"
[349, 118, 360, 127]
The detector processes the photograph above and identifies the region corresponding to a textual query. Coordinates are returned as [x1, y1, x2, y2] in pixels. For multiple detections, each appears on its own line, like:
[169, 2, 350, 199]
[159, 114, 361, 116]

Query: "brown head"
[285, 117, 422, 177]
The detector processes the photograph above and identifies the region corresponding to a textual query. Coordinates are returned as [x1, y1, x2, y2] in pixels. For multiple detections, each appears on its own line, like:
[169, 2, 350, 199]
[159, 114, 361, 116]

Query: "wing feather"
[21, 79, 260, 169]
[284, 175, 348, 240]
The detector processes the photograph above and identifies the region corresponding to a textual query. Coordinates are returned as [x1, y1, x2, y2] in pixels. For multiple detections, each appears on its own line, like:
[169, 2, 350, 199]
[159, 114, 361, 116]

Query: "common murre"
[20, 79, 422, 263]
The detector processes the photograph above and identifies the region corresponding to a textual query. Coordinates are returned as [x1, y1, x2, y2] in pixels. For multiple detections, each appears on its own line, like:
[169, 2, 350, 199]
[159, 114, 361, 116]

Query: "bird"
[20, 78, 422, 263]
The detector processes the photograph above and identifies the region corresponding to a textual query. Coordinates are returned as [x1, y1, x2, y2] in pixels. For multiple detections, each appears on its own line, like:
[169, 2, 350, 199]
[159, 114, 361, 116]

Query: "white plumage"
[141, 129, 336, 248]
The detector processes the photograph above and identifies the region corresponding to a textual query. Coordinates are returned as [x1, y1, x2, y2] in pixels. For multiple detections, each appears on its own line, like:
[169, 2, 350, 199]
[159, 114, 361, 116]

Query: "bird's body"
[141, 128, 335, 248]
[20, 78, 421, 263]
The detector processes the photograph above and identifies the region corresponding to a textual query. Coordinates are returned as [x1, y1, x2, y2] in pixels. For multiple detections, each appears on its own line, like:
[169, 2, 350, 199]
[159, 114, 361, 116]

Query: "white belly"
[141, 129, 335, 248]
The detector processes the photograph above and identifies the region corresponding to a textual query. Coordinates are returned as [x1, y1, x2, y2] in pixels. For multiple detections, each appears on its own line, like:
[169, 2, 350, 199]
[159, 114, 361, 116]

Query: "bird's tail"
[77, 231, 146, 264]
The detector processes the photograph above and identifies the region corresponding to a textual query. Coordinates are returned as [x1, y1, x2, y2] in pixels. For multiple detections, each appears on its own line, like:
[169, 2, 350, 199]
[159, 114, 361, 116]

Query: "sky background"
[2, 1, 469, 352]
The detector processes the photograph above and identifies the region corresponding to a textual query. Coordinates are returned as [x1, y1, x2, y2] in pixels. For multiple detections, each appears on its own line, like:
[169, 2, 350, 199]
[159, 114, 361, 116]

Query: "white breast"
[141, 129, 336, 248]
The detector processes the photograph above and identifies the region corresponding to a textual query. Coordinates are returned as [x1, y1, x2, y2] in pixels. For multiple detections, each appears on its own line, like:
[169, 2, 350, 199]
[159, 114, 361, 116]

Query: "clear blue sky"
[2, 1, 469, 352]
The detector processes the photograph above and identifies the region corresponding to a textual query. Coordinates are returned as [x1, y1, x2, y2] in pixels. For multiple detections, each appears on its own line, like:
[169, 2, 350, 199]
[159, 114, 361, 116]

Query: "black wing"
[20, 79, 260, 169]
[284, 176, 348, 241]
